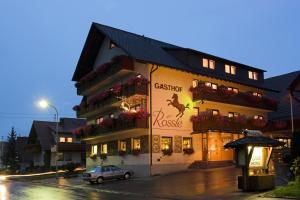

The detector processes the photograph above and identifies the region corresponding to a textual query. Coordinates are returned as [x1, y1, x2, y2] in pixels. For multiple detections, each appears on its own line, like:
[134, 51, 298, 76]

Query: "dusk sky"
[0, 0, 299, 139]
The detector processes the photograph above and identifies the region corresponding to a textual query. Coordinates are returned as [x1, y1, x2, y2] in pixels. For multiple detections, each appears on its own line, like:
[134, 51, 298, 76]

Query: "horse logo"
[167, 93, 189, 118]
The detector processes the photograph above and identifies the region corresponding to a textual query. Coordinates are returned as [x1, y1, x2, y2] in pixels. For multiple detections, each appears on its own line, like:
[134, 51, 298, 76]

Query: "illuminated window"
[96, 117, 103, 124]
[59, 137, 66, 143]
[91, 145, 98, 155]
[228, 87, 239, 94]
[225, 64, 236, 75]
[161, 137, 172, 150]
[109, 41, 117, 49]
[212, 109, 219, 116]
[66, 137, 73, 143]
[202, 58, 209, 68]
[183, 137, 192, 149]
[132, 139, 141, 150]
[192, 80, 198, 88]
[202, 58, 215, 69]
[248, 71, 258, 80]
[254, 115, 263, 120]
[253, 92, 262, 97]
[119, 141, 126, 151]
[110, 114, 114, 119]
[193, 107, 199, 116]
[101, 144, 108, 154]
[211, 83, 218, 90]
[228, 112, 239, 118]
[205, 82, 211, 87]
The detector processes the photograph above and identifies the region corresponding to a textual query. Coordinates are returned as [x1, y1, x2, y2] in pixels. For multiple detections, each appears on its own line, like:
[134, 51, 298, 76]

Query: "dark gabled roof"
[28, 118, 86, 150]
[265, 70, 300, 120]
[224, 136, 284, 148]
[72, 23, 273, 91]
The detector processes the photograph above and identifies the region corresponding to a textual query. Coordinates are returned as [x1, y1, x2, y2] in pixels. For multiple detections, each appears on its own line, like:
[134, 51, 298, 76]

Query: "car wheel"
[97, 177, 104, 184]
[89, 181, 95, 184]
[124, 173, 131, 180]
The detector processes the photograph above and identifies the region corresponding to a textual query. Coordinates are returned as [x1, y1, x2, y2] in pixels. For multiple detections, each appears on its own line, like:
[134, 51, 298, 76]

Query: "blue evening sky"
[0, 0, 299, 139]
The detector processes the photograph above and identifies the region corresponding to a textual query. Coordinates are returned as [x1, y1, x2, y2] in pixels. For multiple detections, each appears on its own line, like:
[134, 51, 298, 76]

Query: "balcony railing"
[190, 84, 277, 111]
[57, 143, 85, 152]
[191, 112, 267, 133]
[73, 112, 149, 139]
[73, 78, 148, 117]
[75, 55, 135, 95]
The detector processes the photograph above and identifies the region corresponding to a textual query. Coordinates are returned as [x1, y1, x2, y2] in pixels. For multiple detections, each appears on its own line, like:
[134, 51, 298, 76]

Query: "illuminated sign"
[248, 146, 263, 167]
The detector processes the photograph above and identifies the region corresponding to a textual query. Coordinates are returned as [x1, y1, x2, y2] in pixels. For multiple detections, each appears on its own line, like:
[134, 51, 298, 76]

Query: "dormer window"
[228, 87, 239, 94]
[253, 92, 262, 97]
[225, 64, 236, 75]
[202, 58, 215, 69]
[205, 82, 218, 90]
[109, 41, 117, 49]
[248, 71, 258, 80]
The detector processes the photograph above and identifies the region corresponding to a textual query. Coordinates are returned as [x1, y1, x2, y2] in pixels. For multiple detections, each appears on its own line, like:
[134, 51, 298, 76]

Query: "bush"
[290, 157, 300, 184]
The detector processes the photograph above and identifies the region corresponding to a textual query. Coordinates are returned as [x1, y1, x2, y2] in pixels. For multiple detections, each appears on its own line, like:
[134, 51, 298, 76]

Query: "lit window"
[193, 107, 199, 116]
[254, 115, 263, 120]
[91, 145, 98, 155]
[233, 88, 239, 94]
[132, 139, 141, 150]
[110, 114, 114, 119]
[59, 137, 66, 143]
[205, 82, 212, 87]
[192, 80, 198, 88]
[161, 137, 172, 150]
[228, 112, 239, 118]
[96, 117, 103, 124]
[202, 58, 209, 68]
[110, 41, 117, 49]
[202, 58, 215, 69]
[66, 137, 73, 143]
[253, 92, 262, 97]
[249, 71, 258, 80]
[119, 141, 126, 151]
[211, 83, 218, 90]
[183, 137, 192, 149]
[212, 109, 219, 116]
[225, 64, 236, 75]
[101, 144, 108, 154]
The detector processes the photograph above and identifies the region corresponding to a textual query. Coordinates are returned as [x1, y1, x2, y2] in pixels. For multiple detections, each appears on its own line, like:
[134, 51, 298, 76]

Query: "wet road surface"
[0, 167, 284, 200]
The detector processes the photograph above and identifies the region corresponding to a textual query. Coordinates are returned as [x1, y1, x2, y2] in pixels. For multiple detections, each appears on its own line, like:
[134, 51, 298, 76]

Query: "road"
[0, 167, 285, 200]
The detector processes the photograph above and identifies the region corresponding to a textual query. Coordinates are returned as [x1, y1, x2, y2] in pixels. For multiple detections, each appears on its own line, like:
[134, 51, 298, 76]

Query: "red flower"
[274, 120, 287, 129]
[95, 63, 110, 74]
[100, 118, 114, 128]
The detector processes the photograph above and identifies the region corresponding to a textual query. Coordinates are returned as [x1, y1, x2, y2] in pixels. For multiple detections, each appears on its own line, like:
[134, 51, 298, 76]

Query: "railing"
[75, 56, 135, 95]
[74, 80, 148, 117]
[73, 116, 149, 139]
[190, 84, 277, 111]
[57, 143, 85, 152]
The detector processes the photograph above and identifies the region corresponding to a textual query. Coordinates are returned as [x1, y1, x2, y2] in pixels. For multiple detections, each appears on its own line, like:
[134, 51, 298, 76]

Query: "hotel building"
[72, 23, 277, 176]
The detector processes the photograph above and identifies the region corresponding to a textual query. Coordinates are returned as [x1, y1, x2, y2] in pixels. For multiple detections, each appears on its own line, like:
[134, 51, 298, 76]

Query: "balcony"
[191, 112, 267, 133]
[75, 55, 135, 96]
[190, 83, 277, 111]
[73, 77, 148, 118]
[73, 114, 149, 139]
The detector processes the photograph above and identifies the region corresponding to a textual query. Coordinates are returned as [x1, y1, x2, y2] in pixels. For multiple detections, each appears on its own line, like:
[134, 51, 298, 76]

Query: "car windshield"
[88, 167, 101, 173]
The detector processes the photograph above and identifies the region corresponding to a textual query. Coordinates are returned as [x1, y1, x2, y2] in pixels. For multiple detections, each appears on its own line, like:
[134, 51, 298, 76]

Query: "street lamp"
[37, 99, 59, 179]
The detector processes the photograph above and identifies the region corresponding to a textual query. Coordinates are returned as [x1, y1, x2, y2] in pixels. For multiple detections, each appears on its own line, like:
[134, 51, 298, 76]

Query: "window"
[202, 58, 215, 69]
[212, 109, 219, 116]
[64, 153, 72, 161]
[192, 80, 198, 88]
[110, 114, 114, 119]
[277, 138, 291, 148]
[91, 145, 98, 155]
[96, 117, 103, 124]
[254, 115, 263, 120]
[101, 144, 108, 154]
[253, 92, 262, 97]
[228, 87, 239, 94]
[225, 64, 236, 75]
[248, 71, 258, 80]
[66, 137, 73, 143]
[183, 137, 192, 149]
[205, 82, 218, 90]
[119, 141, 126, 151]
[228, 112, 239, 118]
[59, 137, 66, 143]
[161, 137, 172, 150]
[193, 107, 199, 116]
[132, 138, 141, 150]
[109, 41, 117, 49]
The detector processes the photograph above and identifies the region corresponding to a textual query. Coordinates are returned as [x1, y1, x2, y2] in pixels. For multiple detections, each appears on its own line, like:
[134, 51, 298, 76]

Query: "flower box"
[162, 149, 173, 156]
[90, 154, 97, 160]
[183, 148, 194, 154]
[132, 149, 141, 156]
[100, 153, 107, 160]
[118, 150, 126, 156]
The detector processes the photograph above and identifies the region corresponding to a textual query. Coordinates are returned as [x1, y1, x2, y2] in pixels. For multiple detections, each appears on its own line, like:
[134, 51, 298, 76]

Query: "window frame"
[182, 137, 193, 150]
[161, 137, 173, 151]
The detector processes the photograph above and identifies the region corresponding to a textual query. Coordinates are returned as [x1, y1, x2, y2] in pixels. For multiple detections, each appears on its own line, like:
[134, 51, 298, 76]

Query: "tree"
[4, 127, 19, 172]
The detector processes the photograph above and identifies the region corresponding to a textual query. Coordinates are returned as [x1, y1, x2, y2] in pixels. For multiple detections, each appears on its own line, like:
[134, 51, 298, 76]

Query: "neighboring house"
[264, 70, 300, 148]
[16, 137, 32, 172]
[0, 141, 8, 169]
[27, 118, 86, 168]
[71, 23, 277, 177]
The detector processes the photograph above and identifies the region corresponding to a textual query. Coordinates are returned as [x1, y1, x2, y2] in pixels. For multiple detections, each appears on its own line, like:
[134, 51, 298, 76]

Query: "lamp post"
[38, 99, 59, 179]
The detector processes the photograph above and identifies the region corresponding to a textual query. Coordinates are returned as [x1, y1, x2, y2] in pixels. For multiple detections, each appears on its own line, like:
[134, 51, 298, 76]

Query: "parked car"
[82, 165, 133, 184]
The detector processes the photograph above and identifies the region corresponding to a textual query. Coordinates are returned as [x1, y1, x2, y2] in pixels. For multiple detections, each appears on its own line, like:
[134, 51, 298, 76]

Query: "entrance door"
[202, 133, 208, 161]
